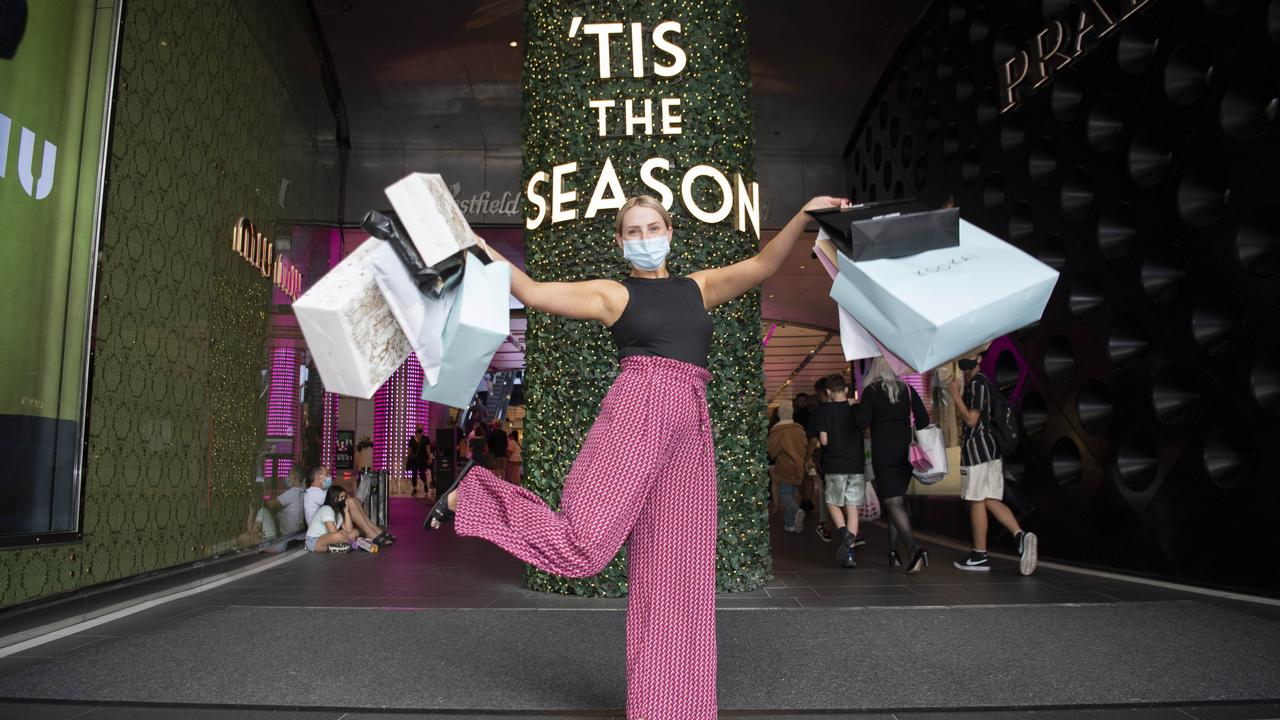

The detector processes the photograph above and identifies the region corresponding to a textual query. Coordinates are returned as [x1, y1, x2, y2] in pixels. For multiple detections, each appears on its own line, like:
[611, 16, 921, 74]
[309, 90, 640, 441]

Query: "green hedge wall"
[519, 0, 771, 596]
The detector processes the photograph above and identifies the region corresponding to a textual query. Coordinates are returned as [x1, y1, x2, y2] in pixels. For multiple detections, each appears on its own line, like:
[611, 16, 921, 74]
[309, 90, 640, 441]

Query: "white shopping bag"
[294, 240, 414, 399]
[384, 173, 476, 267]
[830, 219, 1058, 372]
[816, 234, 915, 372]
[369, 245, 456, 387]
[911, 425, 948, 484]
[420, 253, 512, 408]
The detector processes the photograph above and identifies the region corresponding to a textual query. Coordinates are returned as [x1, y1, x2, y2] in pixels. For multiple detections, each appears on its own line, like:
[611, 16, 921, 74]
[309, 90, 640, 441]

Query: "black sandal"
[424, 460, 475, 530]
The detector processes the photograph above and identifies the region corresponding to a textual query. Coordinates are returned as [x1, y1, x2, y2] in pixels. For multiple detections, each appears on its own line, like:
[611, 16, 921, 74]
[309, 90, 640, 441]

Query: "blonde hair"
[777, 400, 794, 421]
[865, 357, 904, 404]
[615, 195, 672, 236]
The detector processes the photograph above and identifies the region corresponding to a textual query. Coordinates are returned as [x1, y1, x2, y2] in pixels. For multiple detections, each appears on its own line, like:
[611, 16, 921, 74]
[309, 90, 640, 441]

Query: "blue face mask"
[622, 233, 670, 271]
[322, 476, 332, 490]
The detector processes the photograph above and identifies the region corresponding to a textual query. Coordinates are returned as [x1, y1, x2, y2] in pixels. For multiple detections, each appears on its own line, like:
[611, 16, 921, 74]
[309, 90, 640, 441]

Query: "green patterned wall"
[0, 0, 334, 608]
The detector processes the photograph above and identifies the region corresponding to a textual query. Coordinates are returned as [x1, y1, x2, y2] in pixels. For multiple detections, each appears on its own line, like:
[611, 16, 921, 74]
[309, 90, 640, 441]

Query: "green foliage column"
[520, 0, 771, 596]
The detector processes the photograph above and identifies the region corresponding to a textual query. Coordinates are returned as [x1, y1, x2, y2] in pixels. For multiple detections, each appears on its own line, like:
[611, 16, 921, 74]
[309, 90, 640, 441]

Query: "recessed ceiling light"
[509, 41, 518, 47]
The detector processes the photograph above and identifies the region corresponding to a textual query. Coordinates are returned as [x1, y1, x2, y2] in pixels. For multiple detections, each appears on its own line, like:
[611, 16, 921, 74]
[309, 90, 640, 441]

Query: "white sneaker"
[794, 508, 806, 530]
[1019, 532, 1039, 576]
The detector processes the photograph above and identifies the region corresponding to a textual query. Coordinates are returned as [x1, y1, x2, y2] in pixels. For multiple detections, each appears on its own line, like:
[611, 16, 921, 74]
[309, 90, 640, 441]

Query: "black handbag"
[807, 200, 959, 262]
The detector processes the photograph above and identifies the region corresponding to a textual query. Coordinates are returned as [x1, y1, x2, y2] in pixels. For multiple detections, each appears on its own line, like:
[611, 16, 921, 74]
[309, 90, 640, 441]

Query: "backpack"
[977, 374, 1018, 456]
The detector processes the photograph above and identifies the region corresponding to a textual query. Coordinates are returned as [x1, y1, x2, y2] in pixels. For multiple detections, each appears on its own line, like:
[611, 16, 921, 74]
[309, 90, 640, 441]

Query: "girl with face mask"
[305, 486, 356, 553]
[425, 193, 846, 720]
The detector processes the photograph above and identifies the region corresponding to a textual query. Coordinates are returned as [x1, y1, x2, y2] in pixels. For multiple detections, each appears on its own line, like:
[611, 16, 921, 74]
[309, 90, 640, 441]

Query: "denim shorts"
[305, 535, 318, 552]
[824, 473, 866, 507]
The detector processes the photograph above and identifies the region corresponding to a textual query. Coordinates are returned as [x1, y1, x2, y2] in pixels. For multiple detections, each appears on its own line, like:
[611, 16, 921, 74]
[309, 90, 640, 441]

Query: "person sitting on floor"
[303, 465, 395, 548]
[305, 486, 356, 554]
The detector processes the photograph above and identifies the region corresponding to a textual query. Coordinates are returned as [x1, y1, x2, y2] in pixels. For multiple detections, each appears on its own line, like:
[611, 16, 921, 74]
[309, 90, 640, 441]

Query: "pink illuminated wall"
[263, 347, 300, 482]
[373, 355, 431, 479]
[321, 392, 339, 473]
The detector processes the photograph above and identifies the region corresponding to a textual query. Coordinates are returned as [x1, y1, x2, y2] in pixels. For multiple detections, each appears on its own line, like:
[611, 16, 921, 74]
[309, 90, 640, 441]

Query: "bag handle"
[906, 383, 921, 443]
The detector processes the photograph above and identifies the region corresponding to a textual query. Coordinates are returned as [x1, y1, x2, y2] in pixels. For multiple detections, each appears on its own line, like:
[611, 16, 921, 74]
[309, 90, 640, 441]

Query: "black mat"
[2, 601, 1279, 711]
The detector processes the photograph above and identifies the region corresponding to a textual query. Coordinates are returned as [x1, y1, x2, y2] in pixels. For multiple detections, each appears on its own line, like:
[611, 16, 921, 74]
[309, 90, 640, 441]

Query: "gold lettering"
[1118, 0, 1154, 23]
[1077, 0, 1117, 40]
[1031, 21, 1073, 89]
[999, 50, 1031, 113]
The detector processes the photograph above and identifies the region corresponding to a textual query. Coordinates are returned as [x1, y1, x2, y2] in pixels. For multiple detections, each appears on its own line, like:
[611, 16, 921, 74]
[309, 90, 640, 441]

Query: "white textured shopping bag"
[421, 253, 512, 408]
[830, 220, 1058, 372]
[294, 240, 414, 398]
[384, 173, 476, 267]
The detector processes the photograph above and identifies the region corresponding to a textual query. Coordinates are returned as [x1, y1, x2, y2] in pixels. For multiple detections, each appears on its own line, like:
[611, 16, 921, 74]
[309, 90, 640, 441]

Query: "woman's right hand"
[801, 196, 849, 213]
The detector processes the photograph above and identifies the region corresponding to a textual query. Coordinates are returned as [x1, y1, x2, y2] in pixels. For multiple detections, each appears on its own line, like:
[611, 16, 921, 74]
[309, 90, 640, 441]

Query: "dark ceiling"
[312, 0, 928, 401]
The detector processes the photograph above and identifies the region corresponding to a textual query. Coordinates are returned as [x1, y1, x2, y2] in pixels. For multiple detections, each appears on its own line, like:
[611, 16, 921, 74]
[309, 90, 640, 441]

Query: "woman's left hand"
[801, 196, 850, 213]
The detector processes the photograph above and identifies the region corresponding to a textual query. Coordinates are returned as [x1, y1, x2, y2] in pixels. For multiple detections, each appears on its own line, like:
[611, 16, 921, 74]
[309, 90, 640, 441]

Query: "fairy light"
[372, 355, 433, 482]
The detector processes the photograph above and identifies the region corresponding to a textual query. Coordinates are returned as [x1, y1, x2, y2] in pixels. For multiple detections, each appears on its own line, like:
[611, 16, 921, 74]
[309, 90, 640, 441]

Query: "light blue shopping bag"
[830, 219, 1058, 372]
[420, 253, 512, 408]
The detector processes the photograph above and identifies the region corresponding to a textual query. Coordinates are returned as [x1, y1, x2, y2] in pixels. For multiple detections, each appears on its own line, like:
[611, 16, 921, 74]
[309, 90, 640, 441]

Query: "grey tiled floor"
[1, 498, 1278, 719]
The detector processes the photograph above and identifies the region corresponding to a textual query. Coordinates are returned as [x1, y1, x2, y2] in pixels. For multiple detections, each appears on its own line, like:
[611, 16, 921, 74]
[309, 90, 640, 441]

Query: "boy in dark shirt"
[814, 374, 866, 568]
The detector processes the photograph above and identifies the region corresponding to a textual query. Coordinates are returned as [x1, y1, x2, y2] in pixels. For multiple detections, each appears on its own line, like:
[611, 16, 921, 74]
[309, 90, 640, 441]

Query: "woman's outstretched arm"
[473, 235, 624, 323]
[689, 196, 847, 309]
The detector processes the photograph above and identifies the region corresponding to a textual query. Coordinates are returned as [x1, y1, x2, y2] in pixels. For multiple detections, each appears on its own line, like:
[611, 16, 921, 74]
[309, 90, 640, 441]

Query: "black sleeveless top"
[607, 276, 713, 368]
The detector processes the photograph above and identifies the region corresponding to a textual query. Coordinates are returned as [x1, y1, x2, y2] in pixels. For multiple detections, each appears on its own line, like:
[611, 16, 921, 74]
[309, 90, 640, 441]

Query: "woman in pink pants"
[429, 193, 846, 719]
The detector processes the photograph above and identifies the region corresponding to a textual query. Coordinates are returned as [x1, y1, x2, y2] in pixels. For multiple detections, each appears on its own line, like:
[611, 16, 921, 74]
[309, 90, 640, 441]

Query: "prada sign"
[998, 0, 1157, 113]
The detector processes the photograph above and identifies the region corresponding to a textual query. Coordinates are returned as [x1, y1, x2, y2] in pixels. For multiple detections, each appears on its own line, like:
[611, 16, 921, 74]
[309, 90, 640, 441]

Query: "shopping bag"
[420, 253, 511, 408]
[368, 239, 456, 387]
[385, 173, 478, 267]
[294, 239, 414, 399]
[859, 481, 881, 521]
[815, 235, 915, 371]
[808, 200, 957, 261]
[830, 219, 1058, 372]
[907, 404, 932, 473]
[911, 425, 948, 484]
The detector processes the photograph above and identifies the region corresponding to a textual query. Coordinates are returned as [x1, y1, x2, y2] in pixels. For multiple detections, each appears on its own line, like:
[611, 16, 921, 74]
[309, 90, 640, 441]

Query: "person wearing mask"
[767, 401, 807, 532]
[814, 374, 866, 567]
[303, 466, 395, 547]
[853, 358, 932, 574]
[425, 193, 848, 720]
[946, 350, 1038, 575]
[305, 486, 356, 553]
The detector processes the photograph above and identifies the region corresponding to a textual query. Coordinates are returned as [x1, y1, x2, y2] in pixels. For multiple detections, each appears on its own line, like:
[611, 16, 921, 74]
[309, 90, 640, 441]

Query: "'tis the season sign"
[524, 16, 762, 238]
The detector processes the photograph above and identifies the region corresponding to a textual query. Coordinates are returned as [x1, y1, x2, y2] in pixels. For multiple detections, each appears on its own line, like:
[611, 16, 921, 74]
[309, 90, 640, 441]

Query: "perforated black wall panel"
[849, 0, 1280, 593]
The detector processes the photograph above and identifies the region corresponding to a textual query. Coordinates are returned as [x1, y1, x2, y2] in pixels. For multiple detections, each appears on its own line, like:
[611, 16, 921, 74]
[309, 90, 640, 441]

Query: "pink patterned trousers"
[455, 355, 718, 719]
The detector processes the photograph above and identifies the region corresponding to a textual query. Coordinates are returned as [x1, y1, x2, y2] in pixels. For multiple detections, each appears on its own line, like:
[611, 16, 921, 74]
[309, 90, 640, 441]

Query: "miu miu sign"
[998, 0, 1158, 113]
[232, 217, 302, 301]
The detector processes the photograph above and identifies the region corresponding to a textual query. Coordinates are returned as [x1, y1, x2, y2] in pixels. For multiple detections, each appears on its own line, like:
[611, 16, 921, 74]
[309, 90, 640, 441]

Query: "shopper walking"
[946, 350, 1038, 575]
[408, 426, 432, 497]
[813, 374, 866, 567]
[767, 400, 807, 532]
[427, 193, 847, 720]
[853, 358, 931, 573]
